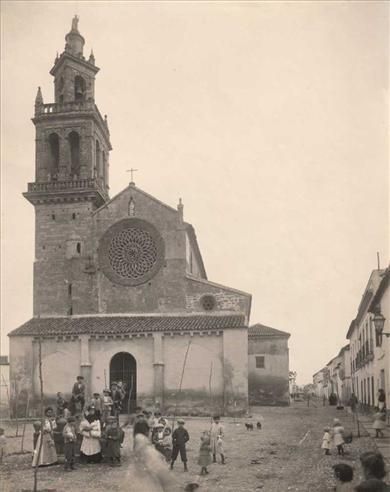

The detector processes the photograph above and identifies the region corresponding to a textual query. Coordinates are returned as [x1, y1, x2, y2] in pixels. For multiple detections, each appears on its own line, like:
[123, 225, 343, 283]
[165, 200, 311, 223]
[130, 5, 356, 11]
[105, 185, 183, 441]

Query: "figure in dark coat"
[170, 420, 189, 471]
[71, 376, 85, 414]
[105, 417, 123, 466]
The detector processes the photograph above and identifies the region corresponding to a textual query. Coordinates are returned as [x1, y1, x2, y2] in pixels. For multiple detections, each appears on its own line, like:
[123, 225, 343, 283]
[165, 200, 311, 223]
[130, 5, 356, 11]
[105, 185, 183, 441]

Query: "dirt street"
[0, 402, 379, 492]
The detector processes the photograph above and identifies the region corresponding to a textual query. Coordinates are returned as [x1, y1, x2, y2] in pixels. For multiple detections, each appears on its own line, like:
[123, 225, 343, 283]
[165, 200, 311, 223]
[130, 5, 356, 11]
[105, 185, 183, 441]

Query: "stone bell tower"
[24, 17, 112, 317]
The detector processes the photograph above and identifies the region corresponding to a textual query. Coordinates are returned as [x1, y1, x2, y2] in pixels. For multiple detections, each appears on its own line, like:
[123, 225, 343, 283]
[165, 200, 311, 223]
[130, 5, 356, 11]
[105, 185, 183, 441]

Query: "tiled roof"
[248, 323, 290, 338]
[9, 314, 247, 337]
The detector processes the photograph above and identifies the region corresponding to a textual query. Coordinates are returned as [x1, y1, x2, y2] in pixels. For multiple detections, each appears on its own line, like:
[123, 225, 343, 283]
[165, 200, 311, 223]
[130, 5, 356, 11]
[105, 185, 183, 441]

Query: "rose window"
[99, 218, 164, 286]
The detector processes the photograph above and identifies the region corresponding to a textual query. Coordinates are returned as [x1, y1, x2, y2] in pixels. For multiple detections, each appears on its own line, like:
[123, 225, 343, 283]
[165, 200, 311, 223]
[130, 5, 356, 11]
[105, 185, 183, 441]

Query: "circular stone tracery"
[99, 218, 164, 286]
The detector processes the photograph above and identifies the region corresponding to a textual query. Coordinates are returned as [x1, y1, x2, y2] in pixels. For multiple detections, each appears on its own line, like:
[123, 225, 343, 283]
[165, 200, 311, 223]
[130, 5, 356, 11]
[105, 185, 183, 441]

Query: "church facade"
[9, 18, 251, 415]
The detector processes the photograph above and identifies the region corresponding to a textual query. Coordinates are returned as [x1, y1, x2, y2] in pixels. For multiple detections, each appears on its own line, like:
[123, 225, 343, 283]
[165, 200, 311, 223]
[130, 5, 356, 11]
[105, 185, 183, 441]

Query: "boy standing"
[63, 416, 77, 471]
[171, 419, 189, 472]
[105, 416, 123, 466]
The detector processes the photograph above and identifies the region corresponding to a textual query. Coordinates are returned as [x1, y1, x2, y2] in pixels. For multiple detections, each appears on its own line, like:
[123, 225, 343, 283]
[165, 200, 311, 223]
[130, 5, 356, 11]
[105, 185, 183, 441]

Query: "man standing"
[110, 383, 123, 417]
[71, 376, 85, 414]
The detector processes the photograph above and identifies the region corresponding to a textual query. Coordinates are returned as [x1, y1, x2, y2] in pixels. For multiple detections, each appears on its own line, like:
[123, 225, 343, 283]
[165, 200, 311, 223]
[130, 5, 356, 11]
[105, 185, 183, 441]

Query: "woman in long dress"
[32, 407, 58, 467]
[79, 407, 102, 463]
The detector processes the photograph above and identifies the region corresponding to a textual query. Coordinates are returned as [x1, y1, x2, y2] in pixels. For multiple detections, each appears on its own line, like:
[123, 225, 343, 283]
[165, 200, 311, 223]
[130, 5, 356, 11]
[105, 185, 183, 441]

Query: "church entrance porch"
[109, 352, 137, 413]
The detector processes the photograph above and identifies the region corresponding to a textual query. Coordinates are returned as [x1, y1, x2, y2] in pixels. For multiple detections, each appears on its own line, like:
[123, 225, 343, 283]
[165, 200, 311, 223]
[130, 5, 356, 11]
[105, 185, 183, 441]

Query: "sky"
[1, 1, 388, 384]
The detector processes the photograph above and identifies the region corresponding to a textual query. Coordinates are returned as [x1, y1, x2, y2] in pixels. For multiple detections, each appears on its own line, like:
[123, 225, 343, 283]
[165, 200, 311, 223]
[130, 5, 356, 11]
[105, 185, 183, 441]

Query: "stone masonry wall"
[94, 186, 188, 314]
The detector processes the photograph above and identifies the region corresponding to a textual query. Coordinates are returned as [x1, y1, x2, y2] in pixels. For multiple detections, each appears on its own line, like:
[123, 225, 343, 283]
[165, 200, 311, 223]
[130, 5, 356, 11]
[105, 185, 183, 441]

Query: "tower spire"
[35, 86, 43, 110]
[65, 15, 85, 58]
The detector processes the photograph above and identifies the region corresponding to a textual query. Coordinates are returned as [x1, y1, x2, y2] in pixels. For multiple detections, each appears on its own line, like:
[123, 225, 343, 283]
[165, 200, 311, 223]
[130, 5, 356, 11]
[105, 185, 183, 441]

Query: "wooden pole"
[33, 317, 45, 492]
[21, 392, 30, 453]
[171, 339, 192, 432]
[14, 381, 20, 437]
[209, 362, 213, 421]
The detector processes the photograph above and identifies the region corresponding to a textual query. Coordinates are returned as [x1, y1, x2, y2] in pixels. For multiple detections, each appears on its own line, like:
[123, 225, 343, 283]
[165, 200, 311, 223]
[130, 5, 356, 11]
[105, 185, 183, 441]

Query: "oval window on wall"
[201, 295, 216, 311]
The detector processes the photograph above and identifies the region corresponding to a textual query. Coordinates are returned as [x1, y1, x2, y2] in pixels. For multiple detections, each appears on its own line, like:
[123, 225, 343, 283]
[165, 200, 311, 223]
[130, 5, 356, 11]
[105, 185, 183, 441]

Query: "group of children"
[321, 418, 348, 456]
[132, 411, 225, 475]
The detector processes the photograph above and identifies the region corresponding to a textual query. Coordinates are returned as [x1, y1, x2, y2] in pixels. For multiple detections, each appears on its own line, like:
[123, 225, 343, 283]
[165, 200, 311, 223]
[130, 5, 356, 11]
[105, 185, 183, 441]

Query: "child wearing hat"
[105, 416, 123, 466]
[63, 416, 77, 471]
[321, 426, 331, 455]
[152, 422, 166, 455]
[171, 419, 190, 472]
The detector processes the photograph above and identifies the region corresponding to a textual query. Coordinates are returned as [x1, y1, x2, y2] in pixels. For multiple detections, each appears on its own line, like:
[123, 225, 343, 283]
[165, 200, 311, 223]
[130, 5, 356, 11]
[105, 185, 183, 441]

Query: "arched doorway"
[109, 352, 137, 413]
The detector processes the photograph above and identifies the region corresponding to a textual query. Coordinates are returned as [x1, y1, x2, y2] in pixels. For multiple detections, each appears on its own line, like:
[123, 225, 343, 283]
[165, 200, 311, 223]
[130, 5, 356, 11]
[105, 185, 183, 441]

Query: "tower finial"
[89, 49, 95, 65]
[34, 86, 44, 115]
[71, 15, 79, 32]
[35, 86, 43, 105]
[177, 198, 184, 223]
[65, 16, 85, 57]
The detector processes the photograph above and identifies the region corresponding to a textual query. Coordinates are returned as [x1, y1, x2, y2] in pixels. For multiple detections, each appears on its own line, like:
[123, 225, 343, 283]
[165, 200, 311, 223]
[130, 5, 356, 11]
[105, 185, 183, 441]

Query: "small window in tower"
[68, 283, 72, 296]
[95, 140, 102, 179]
[74, 75, 86, 102]
[48, 133, 60, 179]
[68, 131, 80, 178]
[51, 214, 56, 220]
[76, 242, 81, 254]
[72, 213, 76, 220]
[68, 306, 73, 316]
[256, 356, 265, 369]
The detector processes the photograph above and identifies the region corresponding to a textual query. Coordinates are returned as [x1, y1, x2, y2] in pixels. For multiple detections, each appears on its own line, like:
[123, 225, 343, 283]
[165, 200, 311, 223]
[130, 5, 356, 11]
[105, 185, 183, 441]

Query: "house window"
[255, 356, 265, 369]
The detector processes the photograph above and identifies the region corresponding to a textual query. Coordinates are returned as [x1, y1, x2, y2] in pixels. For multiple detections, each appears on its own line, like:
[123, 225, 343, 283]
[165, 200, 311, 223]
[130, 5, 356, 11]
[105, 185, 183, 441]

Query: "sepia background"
[1, 0, 388, 384]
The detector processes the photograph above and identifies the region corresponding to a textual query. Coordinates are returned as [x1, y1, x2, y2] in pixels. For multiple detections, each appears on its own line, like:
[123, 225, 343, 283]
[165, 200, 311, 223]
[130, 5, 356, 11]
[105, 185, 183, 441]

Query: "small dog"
[256, 422, 262, 430]
[245, 423, 254, 431]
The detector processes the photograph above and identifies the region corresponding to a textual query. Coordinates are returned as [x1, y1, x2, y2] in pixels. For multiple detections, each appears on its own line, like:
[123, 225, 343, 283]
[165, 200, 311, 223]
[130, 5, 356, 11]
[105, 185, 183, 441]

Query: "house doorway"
[110, 352, 137, 413]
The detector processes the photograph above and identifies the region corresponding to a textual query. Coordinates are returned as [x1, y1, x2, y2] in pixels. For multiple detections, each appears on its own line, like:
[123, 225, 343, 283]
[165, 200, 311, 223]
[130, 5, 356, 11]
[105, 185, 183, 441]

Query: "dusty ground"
[0, 402, 380, 492]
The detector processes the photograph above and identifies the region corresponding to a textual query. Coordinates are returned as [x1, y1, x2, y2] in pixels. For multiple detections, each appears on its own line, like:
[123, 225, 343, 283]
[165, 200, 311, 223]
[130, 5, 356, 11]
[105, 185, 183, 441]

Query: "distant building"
[326, 345, 351, 404]
[313, 369, 326, 398]
[248, 324, 290, 405]
[368, 267, 390, 408]
[347, 270, 384, 408]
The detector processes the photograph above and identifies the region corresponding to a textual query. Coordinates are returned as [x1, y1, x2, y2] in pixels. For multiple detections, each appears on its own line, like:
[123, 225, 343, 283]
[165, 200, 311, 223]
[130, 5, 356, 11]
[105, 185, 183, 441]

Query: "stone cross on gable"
[126, 168, 138, 185]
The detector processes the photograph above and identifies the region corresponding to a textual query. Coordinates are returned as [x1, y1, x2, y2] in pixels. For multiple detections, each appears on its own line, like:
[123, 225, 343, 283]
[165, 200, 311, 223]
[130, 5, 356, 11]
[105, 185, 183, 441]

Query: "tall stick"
[209, 362, 213, 422]
[33, 318, 45, 492]
[172, 339, 192, 432]
[21, 392, 30, 453]
[14, 381, 20, 437]
[104, 369, 107, 389]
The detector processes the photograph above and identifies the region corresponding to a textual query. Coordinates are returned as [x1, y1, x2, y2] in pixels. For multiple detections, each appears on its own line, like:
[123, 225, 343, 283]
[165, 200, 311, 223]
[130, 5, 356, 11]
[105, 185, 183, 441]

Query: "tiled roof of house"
[248, 323, 290, 338]
[9, 314, 247, 337]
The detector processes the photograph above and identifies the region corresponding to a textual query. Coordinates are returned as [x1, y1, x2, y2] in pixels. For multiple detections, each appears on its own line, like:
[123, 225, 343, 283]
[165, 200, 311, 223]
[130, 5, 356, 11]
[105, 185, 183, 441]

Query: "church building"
[9, 18, 252, 415]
